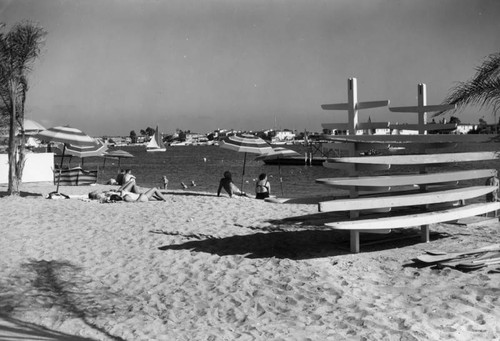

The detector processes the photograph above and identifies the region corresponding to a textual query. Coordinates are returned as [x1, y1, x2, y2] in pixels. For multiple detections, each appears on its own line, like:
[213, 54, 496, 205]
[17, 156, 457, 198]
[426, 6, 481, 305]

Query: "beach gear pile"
[413, 244, 500, 272]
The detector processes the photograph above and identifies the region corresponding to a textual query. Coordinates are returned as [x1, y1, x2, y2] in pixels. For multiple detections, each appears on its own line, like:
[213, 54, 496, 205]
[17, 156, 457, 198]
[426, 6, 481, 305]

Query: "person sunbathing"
[217, 171, 250, 198]
[255, 173, 271, 199]
[118, 180, 167, 201]
[120, 187, 167, 202]
[89, 182, 167, 202]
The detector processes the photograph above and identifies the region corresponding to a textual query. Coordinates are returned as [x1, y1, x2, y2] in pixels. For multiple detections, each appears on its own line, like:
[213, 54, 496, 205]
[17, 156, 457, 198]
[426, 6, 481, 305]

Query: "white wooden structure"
[0, 152, 54, 184]
[317, 78, 500, 253]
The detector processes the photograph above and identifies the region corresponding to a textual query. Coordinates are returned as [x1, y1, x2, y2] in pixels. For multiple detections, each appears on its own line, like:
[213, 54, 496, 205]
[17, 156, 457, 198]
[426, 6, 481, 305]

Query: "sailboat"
[146, 126, 167, 152]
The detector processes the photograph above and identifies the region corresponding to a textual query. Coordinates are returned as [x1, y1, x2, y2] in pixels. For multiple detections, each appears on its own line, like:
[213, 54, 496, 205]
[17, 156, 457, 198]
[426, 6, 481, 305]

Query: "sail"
[147, 126, 166, 150]
[156, 126, 166, 149]
[146, 135, 160, 149]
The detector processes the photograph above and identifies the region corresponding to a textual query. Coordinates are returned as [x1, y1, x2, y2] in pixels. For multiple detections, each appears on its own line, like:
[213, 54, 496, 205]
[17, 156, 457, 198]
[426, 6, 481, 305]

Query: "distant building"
[456, 124, 477, 134]
[274, 130, 295, 141]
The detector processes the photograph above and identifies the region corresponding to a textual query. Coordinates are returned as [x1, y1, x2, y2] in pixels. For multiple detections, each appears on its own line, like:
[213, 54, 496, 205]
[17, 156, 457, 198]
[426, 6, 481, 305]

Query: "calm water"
[65, 142, 500, 198]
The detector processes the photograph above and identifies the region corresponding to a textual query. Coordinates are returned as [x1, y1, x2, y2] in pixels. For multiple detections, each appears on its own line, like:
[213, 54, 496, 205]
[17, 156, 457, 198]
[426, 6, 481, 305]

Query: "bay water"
[71, 142, 500, 199]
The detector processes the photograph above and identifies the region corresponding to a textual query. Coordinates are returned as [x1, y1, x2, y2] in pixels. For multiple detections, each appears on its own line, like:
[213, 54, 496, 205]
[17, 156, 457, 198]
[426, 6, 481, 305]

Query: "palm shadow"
[0, 260, 127, 341]
[0, 313, 96, 341]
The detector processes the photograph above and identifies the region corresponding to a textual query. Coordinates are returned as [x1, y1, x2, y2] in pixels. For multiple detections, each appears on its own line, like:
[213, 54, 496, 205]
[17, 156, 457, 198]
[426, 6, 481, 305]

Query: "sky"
[1, 0, 499, 137]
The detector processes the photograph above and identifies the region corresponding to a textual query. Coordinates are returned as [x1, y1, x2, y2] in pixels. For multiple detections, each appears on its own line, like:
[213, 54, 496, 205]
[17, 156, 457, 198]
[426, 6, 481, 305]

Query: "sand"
[1, 182, 500, 341]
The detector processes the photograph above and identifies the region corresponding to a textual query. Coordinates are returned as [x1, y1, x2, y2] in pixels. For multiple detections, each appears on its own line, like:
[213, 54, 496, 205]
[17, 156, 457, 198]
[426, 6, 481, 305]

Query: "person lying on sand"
[89, 183, 167, 203]
[120, 187, 167, 202]
[217, 171, 251, 198]
[118, 180, 167, 201]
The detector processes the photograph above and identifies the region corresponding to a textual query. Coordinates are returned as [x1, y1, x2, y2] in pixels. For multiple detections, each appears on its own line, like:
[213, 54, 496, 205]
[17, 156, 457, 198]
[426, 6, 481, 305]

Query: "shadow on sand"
[0, 191, 43, 198]
[1, 260, 127, 341]
[0, 313, 96, 341]
[157, 227, 451, 260]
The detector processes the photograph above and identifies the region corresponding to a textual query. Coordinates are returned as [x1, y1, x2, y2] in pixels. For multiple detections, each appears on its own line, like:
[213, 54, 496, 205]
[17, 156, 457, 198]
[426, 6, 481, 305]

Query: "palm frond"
[435, 52, 500, 117]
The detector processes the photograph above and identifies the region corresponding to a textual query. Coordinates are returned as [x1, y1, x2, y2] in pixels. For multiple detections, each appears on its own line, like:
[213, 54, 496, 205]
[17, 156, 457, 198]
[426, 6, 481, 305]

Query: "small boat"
[146, 126, 167, 152]
[169, 141, 190, 147]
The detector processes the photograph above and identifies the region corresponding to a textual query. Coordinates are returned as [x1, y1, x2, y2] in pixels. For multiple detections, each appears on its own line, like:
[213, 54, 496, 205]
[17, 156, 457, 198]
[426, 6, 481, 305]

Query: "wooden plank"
[325, 202, 500, 231]
[322, 134, 499, 144]
[323, 142, 456, 151]
[357, 100, 390, 109]
[389, 104, 456, 113]
[323, 162, 391, 172]
[321, 103, 349, 110]
[318, 186, 496, 212]
[390, 123, 457, 131]
[322, 142, 391, 151]
[316, 169, 497, 188]
[357, 122, 390, 129]
[325, 151, 500, 165]
[322, 122, 390, 131]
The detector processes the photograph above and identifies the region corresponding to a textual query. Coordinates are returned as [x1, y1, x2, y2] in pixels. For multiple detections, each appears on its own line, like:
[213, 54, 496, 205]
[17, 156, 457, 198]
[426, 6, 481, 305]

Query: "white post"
[348, 78, 358, 135]
[389, 83, 455, 134]
[418, 84, 427, 134]
[321, 77, 388, 136]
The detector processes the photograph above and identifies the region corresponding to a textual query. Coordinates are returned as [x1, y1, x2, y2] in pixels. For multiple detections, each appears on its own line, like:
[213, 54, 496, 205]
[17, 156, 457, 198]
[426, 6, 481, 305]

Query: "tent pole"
[279, 160, 283, 196]
[241, 152, 247, 192]
[56, 144, 66, 193]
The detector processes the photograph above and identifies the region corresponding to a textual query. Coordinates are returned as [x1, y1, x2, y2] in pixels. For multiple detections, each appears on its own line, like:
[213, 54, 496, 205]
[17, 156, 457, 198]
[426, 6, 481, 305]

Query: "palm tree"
[0, 21, 46, 195]
[438, 52, 500, 117]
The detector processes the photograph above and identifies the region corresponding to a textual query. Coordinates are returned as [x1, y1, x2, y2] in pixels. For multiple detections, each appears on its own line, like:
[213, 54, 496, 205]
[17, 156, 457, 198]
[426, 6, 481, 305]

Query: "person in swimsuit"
[118, 180, 167, 201]
[123, 169, 136, 184]
[255, 173, 271, 199]
[120, 187, 166, 202]
[217, 171, 249, 198]
[89, 181, 167, 202]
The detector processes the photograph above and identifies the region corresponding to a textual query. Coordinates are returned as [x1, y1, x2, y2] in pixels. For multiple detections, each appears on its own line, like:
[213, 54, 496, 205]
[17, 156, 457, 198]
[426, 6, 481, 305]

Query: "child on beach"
[217, 171, 250, 198]
[255, 173, 271, 199]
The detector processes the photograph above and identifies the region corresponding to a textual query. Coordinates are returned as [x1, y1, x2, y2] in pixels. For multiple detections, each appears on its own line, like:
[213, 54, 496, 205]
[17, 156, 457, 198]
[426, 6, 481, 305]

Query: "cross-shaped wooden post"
[321, 78, 389, 135]
[389, 84, 456, 134]
[389, 83, 456, 243]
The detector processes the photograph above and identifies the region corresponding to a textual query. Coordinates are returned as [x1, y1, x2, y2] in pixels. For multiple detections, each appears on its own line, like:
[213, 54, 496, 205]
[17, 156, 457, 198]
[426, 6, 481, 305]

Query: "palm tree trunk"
[7, 85, 18, 195]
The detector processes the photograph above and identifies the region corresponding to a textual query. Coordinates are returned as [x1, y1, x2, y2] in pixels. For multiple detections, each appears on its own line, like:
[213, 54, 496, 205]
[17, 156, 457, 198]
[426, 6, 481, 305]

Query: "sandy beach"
[1, 182, 500, 340]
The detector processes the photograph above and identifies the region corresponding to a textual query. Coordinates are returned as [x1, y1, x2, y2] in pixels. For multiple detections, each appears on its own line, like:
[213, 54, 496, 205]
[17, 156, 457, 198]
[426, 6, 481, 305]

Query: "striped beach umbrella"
[66, 139, 107, 158]
[255, 147, 300, 195]
[103, 149, 134, 169]
[35, 126, 96, 193]
[66, 139, 108, 166]
[36, 125, 96, 147]
[219, 134, 272, 191]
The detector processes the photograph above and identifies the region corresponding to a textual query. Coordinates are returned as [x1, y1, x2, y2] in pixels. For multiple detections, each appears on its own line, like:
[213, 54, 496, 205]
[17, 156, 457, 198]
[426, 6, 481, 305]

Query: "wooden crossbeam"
[390, 123, 457, 131]
[321, 78, 389, 134]
[389, 84, 456, 134]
